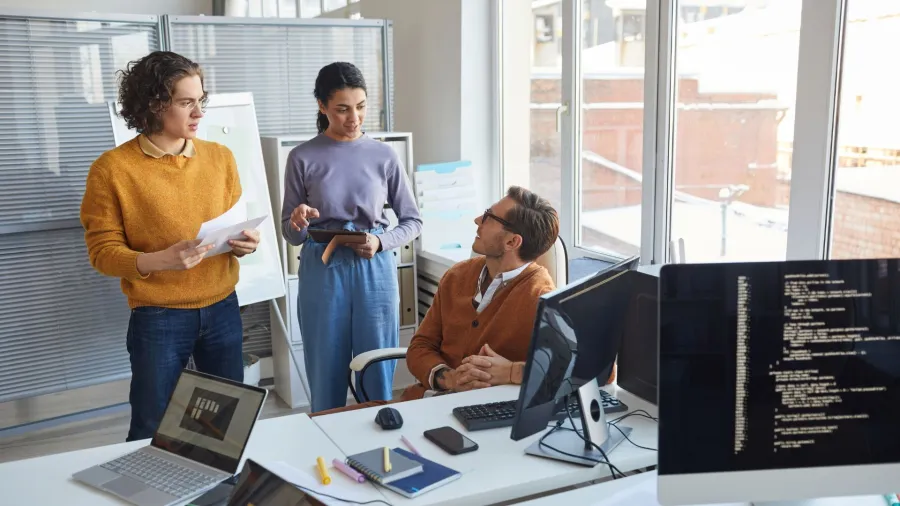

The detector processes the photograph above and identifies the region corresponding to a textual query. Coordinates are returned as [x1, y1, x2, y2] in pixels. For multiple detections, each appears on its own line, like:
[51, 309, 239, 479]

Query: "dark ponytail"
[314, 61, 367, 134]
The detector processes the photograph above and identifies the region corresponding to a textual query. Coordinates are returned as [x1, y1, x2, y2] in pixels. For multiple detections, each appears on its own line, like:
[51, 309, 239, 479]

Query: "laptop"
[73, 369, 268, 506]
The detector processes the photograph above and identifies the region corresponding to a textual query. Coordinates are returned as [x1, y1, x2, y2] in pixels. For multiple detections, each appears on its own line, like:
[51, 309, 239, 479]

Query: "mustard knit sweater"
[80, 136, 242, 309]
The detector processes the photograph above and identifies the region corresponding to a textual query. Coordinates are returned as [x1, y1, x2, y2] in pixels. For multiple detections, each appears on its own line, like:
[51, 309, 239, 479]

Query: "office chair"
[669, 237, 686, 263]
[347, 236, 569, 403]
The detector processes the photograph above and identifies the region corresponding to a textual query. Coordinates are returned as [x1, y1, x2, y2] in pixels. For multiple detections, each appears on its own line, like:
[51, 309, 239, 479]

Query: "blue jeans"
[298, 226, 399, 413]
[125, 291, 244, 441]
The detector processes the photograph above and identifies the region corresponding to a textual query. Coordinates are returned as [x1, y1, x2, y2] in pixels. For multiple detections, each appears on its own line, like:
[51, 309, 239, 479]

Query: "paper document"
[197, 215, 268, 258]
[197, 200, 247, 240]
[265, 461, 379, 506]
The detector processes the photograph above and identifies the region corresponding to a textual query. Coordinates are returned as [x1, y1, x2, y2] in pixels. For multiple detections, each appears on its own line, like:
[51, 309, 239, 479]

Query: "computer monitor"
[510, 255, 639, 466]
[616, 267, 660, 405]
[658, 259, 900, 505]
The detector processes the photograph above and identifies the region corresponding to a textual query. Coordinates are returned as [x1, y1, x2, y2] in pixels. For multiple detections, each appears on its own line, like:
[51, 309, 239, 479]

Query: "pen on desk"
[316, 456, 331, 485]
[884, 494, 900, 506]
[401, 435, 420, 456]
[332, 458, 366, 483]
[383, 446, 392, 473]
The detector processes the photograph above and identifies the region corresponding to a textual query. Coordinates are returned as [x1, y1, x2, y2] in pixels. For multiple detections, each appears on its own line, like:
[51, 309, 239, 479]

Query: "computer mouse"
[375, 407, 403, 430]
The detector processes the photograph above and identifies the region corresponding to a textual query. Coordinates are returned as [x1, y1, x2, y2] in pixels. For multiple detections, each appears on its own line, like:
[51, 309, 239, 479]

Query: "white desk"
[518, 470, 887, 506]
[313, 384, 659, 506]
[0, 413, 385, 506]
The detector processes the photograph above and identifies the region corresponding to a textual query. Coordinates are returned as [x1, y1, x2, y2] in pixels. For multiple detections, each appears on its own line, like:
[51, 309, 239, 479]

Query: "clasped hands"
[439, 344, 520, 393]
[290, 204, 380, 259]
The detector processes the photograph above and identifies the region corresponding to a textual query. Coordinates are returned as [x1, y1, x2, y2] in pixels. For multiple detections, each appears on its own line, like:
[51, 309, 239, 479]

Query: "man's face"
[472, 197, 517, 257]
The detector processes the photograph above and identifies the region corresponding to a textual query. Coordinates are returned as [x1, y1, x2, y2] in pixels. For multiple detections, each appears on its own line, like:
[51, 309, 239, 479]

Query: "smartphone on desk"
[424, 426, 479, 455]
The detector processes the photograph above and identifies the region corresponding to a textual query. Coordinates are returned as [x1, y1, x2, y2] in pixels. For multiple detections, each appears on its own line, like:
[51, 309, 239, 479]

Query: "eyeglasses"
[482, 208, 517, 233]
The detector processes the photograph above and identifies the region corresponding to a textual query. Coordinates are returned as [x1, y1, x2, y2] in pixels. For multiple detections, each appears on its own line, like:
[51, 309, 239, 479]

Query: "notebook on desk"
[379, 448, 461, 498]
[346, 448, 423, 484]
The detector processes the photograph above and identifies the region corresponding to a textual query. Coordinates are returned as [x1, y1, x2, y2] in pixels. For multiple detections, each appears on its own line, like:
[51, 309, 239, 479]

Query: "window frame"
[499, 0, 850, 266]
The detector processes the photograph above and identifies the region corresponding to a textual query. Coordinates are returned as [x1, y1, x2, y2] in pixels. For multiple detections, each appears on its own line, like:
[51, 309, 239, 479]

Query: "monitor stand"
[524, 378, 631, 467]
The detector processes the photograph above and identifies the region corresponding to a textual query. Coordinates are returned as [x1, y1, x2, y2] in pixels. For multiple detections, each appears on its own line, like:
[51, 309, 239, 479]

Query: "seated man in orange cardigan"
[312, 186, 561, 416]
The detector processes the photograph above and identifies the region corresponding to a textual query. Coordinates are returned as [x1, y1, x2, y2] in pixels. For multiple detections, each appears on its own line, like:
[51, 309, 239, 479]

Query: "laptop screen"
[152, 370, 267, 474]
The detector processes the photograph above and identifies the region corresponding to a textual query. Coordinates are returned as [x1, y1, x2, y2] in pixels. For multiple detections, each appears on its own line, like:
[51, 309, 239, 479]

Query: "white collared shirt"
[426, 261, 532, 391]
[472, 262, 531, 314]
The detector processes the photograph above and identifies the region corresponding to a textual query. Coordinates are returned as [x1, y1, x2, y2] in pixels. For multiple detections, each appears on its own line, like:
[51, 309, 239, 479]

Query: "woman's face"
[320, 87, 367, 140]
[159, 74, 205, 140]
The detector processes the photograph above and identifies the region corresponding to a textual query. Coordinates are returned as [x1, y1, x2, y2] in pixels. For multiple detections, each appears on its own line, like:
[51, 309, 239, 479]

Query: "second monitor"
[510, 256, 640, 466]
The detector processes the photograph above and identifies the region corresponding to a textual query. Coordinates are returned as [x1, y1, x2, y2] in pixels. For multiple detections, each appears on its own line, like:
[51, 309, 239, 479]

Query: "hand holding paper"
[196, 201, 267, 258]
[197, 216, 267, 258]
[228, 228, 260, 257]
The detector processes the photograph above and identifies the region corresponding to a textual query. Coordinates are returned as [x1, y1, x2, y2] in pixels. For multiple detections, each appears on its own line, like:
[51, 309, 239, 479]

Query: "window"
[502, 1, 562, 212]
[668, 0, 800, 263]
[324, 0, 348, 13]
[300, 0, 322, 18]
[829, 1, 900, 259]
[577, 0, 646, 258]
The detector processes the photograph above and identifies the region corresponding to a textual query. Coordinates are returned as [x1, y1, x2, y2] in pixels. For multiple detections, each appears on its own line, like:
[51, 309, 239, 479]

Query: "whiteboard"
[108, 93, 285, 307]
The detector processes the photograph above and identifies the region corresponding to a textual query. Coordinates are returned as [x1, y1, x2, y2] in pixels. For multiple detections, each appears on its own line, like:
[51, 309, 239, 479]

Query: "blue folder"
[380, 448, 462, 498]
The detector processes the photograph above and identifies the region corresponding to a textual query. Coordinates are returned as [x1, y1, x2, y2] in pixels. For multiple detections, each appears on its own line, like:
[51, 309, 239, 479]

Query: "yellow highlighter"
[383, 446, 392, 473]
[316, 456, 331, 485]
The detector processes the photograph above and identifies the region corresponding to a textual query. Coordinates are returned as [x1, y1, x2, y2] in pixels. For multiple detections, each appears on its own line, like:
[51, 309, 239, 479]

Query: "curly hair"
[314, 62, 367, 133]
[116, 51, 206, 135]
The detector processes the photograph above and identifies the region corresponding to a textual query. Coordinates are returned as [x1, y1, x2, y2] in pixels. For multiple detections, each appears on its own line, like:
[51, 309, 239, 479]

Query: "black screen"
[511, 256, 639, 440]
[228, 459, 323, 506]
[617, 270, 659, 405]
[659, 259, 900, 476]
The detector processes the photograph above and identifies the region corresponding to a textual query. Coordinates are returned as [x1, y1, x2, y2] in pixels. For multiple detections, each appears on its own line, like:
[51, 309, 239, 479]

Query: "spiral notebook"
[345, 448, 423, 484]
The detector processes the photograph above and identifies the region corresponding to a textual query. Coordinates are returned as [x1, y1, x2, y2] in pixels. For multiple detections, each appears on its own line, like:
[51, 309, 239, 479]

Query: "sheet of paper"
[197, 199, 248, 240]
[265, 460, 379, 506]
[197, 215, 268, 258]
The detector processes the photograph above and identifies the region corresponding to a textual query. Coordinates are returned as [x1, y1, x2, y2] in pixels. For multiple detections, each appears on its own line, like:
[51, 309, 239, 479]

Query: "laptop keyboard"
[101, 451, 222, 498]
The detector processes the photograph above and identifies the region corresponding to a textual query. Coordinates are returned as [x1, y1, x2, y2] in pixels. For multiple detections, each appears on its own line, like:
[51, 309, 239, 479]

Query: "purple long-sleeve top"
[280, 133, 422, 252]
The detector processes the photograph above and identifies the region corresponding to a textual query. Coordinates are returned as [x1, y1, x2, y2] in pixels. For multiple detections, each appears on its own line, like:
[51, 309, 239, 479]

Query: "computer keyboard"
[101, 451, 222, 498]
[453, 389, 628, 432]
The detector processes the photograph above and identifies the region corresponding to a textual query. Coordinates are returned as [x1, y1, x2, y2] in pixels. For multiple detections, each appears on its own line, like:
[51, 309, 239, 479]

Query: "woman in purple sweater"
[280, 62, 422, 412]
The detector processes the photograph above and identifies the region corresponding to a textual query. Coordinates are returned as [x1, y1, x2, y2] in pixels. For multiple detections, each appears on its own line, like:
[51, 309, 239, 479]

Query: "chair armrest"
[349, 347, 409, 372]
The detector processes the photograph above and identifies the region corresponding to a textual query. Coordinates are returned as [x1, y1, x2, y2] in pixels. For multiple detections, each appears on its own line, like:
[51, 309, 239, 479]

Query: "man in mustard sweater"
[313, 186, 560, 416]
[80, 51, 259, 441]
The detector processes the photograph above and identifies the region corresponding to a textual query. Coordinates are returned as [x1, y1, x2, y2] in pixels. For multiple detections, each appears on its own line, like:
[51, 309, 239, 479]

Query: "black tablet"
[227, 459, 324, 506]
[306, 228, 366, 244]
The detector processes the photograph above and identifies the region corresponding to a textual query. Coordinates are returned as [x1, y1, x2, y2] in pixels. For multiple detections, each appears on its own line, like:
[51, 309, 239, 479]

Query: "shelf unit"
[261, 132, 419, 408]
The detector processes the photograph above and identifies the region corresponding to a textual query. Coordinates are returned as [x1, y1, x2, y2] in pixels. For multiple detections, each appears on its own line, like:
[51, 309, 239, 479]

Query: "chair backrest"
[669, 237, 686, 264]
[469, 236, 568, 287]
[534, 236, 568, 287]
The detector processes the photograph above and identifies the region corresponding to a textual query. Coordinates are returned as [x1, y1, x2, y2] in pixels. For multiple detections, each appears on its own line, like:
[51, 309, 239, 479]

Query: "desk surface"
[518, 470, 887, 506]
[312, 384, 659, 506]
[0, 413, 384, 506]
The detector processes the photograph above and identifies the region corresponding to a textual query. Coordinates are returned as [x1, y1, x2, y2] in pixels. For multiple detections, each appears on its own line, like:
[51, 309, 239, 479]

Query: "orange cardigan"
[404, 258, 555, 399]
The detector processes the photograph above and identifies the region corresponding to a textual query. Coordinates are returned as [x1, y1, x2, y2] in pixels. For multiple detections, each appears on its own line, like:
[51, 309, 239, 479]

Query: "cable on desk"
[609, 409, 658, 424]
[609, 422, 657, 452]
[292, 483, 393, 505]
[608, 409, 658, 452]
[536, 395, 625, 479]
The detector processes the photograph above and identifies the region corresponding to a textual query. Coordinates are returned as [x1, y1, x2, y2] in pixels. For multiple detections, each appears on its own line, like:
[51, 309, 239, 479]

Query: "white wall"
[0, 0, 212, 15]
[345, 0, 498, 208]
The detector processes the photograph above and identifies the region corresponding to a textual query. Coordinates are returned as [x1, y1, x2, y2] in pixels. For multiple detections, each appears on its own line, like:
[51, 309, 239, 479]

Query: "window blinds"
[0, 14, 162, 402]
[167, 17, 388, 136]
